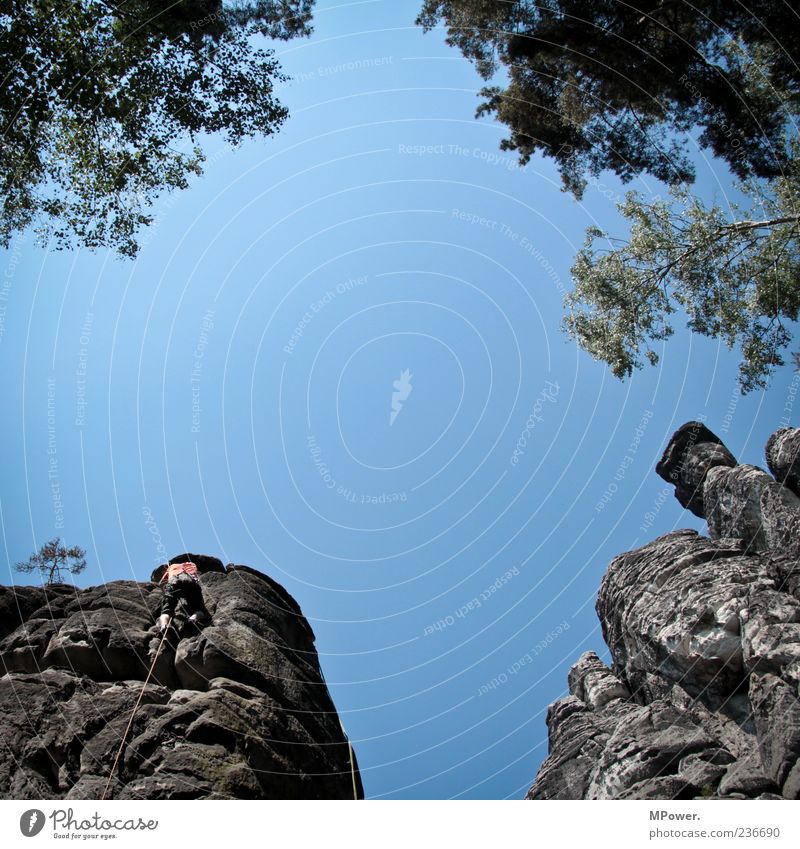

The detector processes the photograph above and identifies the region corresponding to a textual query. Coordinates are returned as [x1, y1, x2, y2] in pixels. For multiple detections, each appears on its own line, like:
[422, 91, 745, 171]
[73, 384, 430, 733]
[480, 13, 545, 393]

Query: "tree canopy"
[417, 1, 799, 196]
[419, 2, 800, 388]
[563, 145, 800, 392]
[0, 1, 314, 256]
[15, 537, 87, 584]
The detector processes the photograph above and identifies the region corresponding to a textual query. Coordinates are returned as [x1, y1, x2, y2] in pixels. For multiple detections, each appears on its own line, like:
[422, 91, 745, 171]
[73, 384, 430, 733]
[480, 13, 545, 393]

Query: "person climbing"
[157, 560, 209, 632]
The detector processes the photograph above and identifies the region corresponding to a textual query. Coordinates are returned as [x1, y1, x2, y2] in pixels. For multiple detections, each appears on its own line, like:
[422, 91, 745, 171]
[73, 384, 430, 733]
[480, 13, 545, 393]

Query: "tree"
[15, 538, 87, 584]
[563, 144, 800, 392]
[0, 1, 315, 257]
[417, 1, 798, 197]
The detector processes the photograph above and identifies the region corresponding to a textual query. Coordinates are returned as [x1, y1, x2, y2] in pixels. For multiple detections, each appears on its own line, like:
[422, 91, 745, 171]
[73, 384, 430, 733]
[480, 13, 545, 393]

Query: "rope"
[337, 717, 359, 800]
[347, 737, 358, 800]
[101, 616, 171, 801]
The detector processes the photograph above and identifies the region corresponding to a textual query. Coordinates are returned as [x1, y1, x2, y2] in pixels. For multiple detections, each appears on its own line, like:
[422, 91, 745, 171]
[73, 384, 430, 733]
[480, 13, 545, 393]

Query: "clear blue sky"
[0, 0, 796, 799]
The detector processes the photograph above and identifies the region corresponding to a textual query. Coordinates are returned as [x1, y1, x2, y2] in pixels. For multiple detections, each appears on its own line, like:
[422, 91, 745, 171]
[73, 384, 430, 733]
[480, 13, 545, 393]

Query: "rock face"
[528, 424, 800, 800]
[0, 555, 362, 800]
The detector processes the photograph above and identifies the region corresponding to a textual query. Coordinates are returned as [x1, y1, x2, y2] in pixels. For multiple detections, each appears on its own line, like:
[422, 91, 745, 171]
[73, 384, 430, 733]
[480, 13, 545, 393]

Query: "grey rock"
[759, 484, 800, 558]
[598, 530, 762, 720]
[526, 694, 632, 799]
[749, 673, 800, 796]
[769, 555, 800, 603]
[717, 750, 778, 797]
[150, 553, 226, 584]
[678, 749, 734, 790]
[656, 422, 737, 517]
[703, 465, 786, 551]
[782, 761, 800, 800]
[528, 423, 800, 800]
[0, 559, 361, 800]
[616, 776, 699, 800]
[568, 651, 631, 709]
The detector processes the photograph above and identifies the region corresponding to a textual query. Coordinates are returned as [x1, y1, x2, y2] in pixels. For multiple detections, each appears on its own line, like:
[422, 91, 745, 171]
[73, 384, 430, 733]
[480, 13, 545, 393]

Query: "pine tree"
[15, 538, 87, 584]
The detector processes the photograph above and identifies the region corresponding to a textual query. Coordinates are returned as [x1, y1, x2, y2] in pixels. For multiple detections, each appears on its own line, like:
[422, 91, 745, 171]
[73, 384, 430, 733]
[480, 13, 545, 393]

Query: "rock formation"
[529, 423, 800, 800]
[0, 554, 362, 800]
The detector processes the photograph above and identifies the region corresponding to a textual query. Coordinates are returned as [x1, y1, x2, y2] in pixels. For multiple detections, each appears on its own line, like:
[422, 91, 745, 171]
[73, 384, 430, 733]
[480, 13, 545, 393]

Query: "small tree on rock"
[15, 538, 87, 585]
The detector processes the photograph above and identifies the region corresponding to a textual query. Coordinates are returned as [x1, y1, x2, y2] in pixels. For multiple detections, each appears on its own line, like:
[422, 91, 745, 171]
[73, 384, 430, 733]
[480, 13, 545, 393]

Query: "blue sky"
[0, 0, 797, 799]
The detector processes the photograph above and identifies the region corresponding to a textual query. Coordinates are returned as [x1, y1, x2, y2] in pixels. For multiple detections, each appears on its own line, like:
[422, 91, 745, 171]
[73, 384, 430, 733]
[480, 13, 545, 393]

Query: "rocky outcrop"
[529, 423, 800, 800]
[0, 554, 362, 800]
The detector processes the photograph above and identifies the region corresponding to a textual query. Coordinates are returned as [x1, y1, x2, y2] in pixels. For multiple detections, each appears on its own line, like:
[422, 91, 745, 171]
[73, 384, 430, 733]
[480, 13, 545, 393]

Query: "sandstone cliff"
[0, 554, 362, 800]
[528, 423, 800, 800]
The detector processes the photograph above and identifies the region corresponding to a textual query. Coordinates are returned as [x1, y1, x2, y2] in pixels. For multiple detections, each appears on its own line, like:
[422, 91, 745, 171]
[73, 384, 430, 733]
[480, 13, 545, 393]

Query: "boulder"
[0, 558, 361, 800]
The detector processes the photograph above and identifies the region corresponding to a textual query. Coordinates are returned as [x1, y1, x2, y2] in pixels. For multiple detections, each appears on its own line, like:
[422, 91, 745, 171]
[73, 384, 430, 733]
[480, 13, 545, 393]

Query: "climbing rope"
[101, 616, 171, 801]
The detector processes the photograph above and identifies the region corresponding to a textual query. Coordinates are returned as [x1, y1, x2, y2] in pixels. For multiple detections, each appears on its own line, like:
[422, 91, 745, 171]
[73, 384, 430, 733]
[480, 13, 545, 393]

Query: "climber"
[156, 560, 210, 632]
